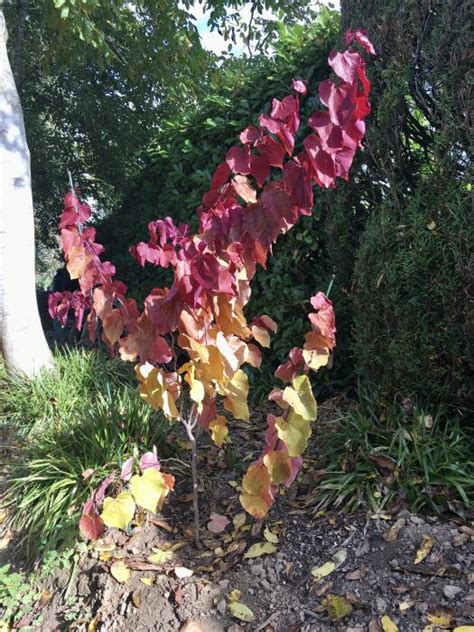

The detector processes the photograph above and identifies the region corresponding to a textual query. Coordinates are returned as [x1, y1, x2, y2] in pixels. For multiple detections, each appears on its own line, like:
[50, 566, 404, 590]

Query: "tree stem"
[184, 413, 201, 548]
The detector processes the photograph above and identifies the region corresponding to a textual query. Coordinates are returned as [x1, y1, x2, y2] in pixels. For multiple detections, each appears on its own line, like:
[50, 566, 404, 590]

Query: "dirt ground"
[2, 402, 473, 631]
[36, 506, 474, 631]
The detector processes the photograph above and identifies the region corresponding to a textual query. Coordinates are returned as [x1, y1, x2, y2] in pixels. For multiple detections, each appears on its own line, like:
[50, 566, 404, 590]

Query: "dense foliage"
[102, 3, 472, 410]
[341, 0, 472, 410]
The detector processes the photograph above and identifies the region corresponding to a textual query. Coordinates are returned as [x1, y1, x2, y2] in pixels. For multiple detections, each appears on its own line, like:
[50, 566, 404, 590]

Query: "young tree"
[50, 29, 375, 544]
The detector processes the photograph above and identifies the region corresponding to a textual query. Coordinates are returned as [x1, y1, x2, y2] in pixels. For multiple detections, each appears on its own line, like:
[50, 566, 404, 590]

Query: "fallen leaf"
[243, 542, 277, 559]
[132, 591, 142, 607]
[263, 526, 279, 544]
[332, 549, 347, 567]
[207, 512, 230, 534]
[381, 615, 399, 632]
[322, 594, 352, 621]
[398, 599, 415, 611]
[228, 589, 242, 602]
[233, 513, 246, 530]
[427, 608, 454, 629]
[99, 551, 113, 562]
[383, 518, 406, 543]
[139, 577, 154, 586]
[311, 561, 336, 581]
[453, 628, 474, 632]
[368, 453, 396, 472]
[174, 567, 193, 578]
[414, 535, 436, 565]
[148, 549, 175, 564]
[110, 560, 131, 583]
[345, 569, 363, 581]
[228, 602, 255, 623]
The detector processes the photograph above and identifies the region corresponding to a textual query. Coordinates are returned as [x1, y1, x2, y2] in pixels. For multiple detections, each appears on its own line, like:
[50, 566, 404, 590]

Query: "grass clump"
[308, 393, 473, 517]
[0, 347, 133, 435]
[0, 348, 174, 559]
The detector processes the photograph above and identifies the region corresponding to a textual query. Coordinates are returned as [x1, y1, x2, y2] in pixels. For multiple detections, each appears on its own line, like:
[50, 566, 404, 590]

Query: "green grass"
[0, 347, 133, 436]
[0, 348, 175, 560]
[307, 393, 474, 517]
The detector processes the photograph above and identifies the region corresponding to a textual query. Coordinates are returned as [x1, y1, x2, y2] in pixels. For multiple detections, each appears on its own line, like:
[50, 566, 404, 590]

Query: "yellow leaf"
[228, 589, 241, 602]
[282, 375, 317, 421]
[311, 561, 336, 581]
[426, 609, 453, 628]
[99, 551, 113, 562]
[263, 526, 279, 544]
[233, 512, 246, 530]
[135, 363, 180, 420]
[381, 615, 399, 632]
[454, 628, 474, 631]
[147, 549, 175, 564]
[223, 369, 249, 421]
[228, 601, 255, 622]
[101, 492, 135, 530]
[0, 622, 9, 632]
[240, 493, 269, 519]
[274, 412, 311, 457]
[322, 594, 352, 621]
[243, 542, 277, 559]
[209, 415, 229, 448]
[263, 450, 292, 484]
[414, 534, 436, 565]
[110, 560, 131, 583]
[130, 467, 169, 513]
[139, 577, 154, 586]
[184, 363, 205, 410]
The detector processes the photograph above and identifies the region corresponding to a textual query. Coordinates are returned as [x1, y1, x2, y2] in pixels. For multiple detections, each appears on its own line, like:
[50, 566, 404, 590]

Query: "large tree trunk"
[0, 8, 53, 377]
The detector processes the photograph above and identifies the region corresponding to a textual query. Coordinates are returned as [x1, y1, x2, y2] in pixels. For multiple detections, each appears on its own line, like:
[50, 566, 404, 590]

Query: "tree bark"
[0, 8, 53, 377]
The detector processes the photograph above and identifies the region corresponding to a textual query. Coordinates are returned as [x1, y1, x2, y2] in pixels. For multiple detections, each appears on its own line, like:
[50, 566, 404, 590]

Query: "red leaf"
[226, 145, 251, 174]
[328, 49, 364, 84]
[345, 29, 376, 55]
[257, 136, 285, 168]
[292, 79, 307, 94]
[79, 512, 104, 541]
[250, 154, 270, 187]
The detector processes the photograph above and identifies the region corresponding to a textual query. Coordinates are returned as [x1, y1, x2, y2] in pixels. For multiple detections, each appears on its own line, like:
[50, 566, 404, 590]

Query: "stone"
[376, 597, 387, 613]
[180, 622, 206, 632]
[216, 599, 227, 616]
[443, 585, 462, 600]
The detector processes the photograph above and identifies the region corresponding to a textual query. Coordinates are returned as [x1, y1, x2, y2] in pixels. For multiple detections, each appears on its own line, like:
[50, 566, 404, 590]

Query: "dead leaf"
[263, 526, 279, 544]
[414, 535, 436, 565]
[321, 594, 352, 621]
[139, 577, 154, 586]
[228, 589, 241, 602]
[368, 453, 396, 472]
[132, 591, 142, 607]
[207, 512, 230, 534]
[398, 599, 415, 611]
[453, 628, 474, 632]
[311, 561, 335, 581]
[243, 542, 277, 559]
[383, 518, 406, 542]
[426, 608, 454, 629]
[110, 560, 131, 583]
[228, 601, 255, 622]
[381, 615, 399, 632]
[232, 513, 246, 530]
[82, 468, 95, 480]
[345, 569, 363, 581]
[148, 549, 175, 564]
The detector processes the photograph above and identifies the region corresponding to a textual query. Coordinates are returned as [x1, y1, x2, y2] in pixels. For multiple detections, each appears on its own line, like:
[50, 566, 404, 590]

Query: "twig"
[255, 611, 281, 631]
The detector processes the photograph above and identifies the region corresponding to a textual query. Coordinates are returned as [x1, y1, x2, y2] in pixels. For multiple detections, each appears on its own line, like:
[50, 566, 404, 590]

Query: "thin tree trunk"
[0, 8, 53, 377]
